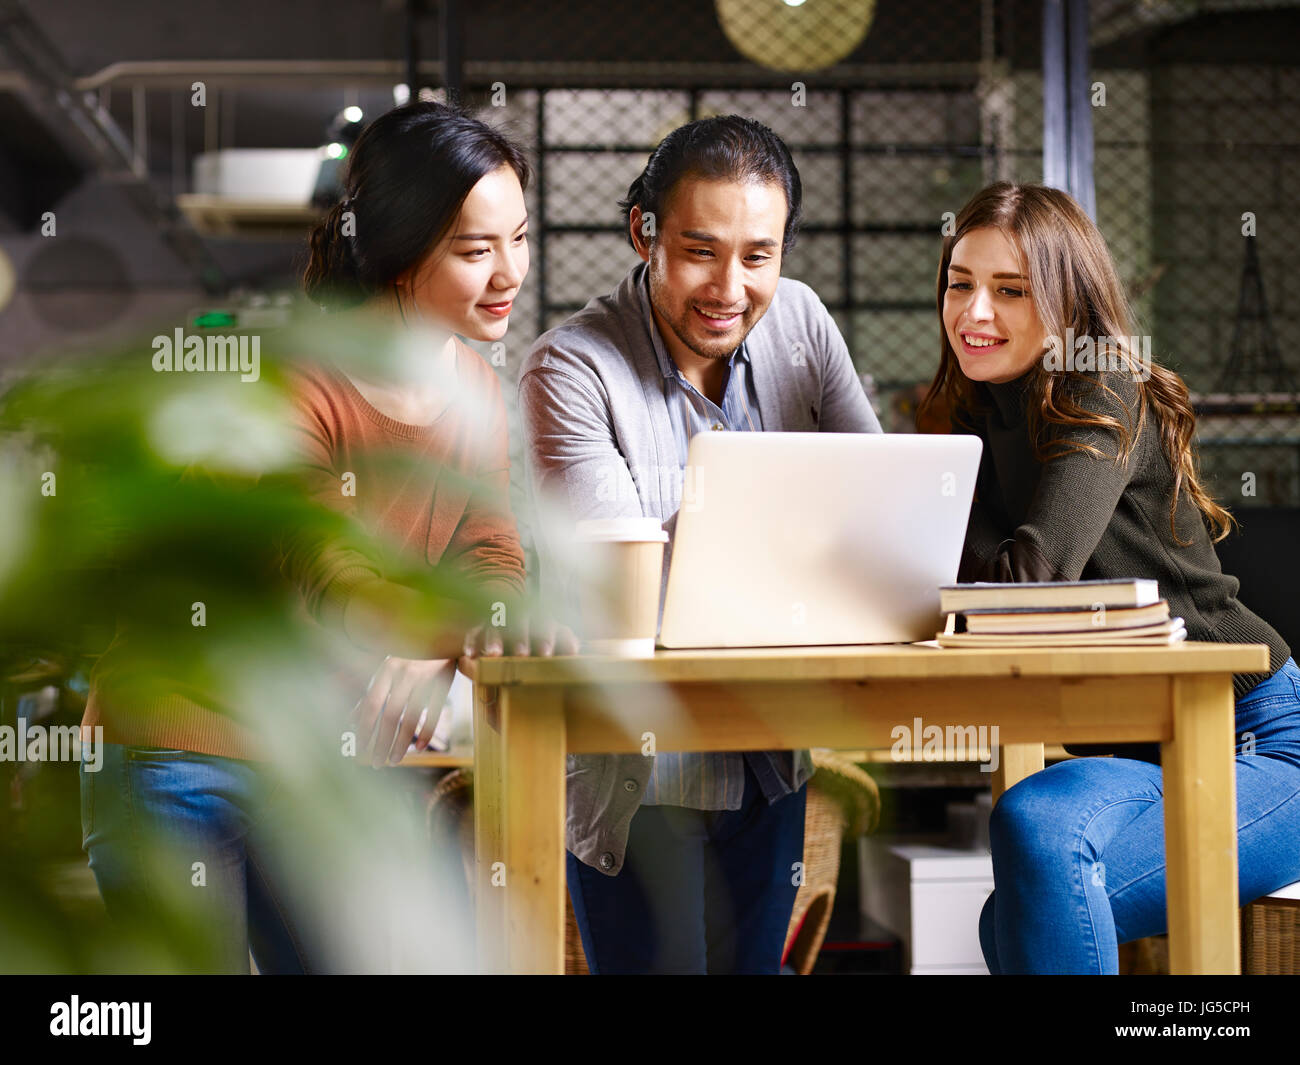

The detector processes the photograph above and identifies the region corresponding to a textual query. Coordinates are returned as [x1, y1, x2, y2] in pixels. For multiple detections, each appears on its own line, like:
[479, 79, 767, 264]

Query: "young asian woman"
[80, 101, 575, 973]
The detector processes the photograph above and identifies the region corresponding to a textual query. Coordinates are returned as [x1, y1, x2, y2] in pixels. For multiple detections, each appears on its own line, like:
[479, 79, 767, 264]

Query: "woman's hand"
[462, 610, 581, 658]
[354, 656, 459, 767]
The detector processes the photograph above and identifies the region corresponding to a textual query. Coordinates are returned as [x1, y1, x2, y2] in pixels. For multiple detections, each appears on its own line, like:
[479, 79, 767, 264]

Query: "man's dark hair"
[618, 115, 802, 255]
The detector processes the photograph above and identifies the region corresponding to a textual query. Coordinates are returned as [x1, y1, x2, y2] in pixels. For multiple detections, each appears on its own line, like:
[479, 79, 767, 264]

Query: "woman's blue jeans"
[980, 656, 1300, 974]
[81, 743, 312, 974]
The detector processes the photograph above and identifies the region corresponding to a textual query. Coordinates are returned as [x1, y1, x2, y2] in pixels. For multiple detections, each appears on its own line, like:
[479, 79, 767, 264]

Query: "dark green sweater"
[957, 367, 1289, 703]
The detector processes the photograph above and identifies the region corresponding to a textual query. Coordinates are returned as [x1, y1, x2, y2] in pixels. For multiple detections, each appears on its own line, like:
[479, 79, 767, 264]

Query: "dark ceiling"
[17, 0, 1000, 70]
[1, 0, 1293, 274]
[0, 0, 1020, 240]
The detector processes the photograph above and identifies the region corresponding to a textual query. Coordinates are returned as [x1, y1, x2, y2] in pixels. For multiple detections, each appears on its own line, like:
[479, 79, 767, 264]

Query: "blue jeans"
[81, 743, 312, 974]
[980, 656, 1300, 974]
[566, 759, 807, 974]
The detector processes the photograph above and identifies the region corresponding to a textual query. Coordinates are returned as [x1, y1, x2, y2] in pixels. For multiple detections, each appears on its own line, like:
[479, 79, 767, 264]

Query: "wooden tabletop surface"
[457, 640, 1272, 687]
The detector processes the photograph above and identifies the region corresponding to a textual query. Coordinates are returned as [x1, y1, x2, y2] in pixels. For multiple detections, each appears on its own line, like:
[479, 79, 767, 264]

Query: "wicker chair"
[782, 750, 880, 973]
[427, 750, 880, 974]
[1242, 881, 1300, 974]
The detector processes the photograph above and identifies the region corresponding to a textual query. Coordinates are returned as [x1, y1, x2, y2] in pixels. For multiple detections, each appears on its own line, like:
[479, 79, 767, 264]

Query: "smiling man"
[518, 115, 881, 974]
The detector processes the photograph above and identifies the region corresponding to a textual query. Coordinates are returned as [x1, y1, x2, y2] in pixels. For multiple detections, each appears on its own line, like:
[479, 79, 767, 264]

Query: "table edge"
[458, 641, 1273, 687]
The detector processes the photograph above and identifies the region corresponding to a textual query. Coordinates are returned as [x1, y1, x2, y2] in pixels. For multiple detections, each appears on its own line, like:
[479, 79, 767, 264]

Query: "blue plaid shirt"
[637, 272, 801, 811]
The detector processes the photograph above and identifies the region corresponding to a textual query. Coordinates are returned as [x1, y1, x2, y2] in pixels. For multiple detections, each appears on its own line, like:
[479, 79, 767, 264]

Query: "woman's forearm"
[341, 578, 471, 659]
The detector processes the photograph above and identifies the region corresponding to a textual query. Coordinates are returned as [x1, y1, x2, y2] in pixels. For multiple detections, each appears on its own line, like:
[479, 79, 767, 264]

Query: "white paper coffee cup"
[573, 517, 667, 657]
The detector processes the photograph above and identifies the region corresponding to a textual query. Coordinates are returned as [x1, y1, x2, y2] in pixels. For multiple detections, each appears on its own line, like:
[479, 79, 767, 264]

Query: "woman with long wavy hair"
[918, 181, 1300, 974]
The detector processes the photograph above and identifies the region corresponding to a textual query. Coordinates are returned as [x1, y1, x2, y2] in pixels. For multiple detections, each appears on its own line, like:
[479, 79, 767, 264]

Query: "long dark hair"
[618, 114, 802, 254]
[303, 101, 530, 310]
[916, 181, 1233, 543]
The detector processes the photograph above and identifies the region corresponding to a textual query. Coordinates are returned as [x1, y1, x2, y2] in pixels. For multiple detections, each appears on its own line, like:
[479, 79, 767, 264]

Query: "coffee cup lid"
[574, 517, 668, 543]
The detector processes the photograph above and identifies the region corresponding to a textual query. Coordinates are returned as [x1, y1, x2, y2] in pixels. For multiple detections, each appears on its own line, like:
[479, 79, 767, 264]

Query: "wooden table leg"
[472, 682, 505, 974]
[497, 685, 567, 975]
[991, 743, 1045, 803]
[1163, 674, 1239, 974]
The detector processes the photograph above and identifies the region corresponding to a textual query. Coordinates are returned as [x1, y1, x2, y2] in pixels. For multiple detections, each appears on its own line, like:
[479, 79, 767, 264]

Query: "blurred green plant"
[0, 313, 494, 973]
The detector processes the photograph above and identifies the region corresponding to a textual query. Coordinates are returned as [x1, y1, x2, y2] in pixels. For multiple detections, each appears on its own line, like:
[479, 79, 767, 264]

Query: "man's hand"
[354, 656, 458, 767]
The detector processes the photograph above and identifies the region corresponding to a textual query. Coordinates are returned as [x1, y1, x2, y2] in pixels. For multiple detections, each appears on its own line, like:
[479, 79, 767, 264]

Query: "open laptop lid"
[657, 432, 981, 648]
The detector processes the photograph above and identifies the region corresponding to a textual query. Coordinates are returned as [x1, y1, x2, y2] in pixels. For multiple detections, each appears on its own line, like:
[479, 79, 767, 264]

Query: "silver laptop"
[657, 432, 982, 648]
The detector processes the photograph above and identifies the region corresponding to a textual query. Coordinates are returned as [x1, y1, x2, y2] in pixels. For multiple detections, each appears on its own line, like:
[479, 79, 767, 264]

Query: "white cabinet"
[859, 837, 994, 974]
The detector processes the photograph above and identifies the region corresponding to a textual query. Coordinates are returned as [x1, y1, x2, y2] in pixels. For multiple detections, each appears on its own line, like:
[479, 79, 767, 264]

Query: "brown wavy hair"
[916, 181, 1233, 544]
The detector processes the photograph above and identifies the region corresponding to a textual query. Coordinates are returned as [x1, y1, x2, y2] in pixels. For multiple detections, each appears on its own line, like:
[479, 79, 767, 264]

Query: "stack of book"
[936, 578, 1186, 648]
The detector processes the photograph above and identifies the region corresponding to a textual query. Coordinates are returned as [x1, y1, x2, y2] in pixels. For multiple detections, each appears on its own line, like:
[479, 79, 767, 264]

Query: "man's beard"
[653, 290, 757, 361]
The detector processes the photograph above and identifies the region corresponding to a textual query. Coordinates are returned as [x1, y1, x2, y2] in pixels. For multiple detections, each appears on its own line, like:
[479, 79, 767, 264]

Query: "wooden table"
[459, 641, 1269, 975]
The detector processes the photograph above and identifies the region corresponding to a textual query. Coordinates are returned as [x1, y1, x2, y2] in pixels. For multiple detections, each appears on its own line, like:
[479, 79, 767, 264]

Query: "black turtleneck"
[957, 367, 1289, 702]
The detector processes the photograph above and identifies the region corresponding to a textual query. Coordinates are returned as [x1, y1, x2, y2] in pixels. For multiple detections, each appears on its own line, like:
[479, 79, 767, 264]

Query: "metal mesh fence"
[446, 0, 1300, 521]
[18, 2, 1296, 511]
[469, 78, 1001, 430]
[1090, 3, 1300, 510]
[457, 4, 1010, 539]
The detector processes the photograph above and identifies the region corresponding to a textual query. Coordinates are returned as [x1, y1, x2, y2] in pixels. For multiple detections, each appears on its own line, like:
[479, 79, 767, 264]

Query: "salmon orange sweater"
[82, 342, 527, 760]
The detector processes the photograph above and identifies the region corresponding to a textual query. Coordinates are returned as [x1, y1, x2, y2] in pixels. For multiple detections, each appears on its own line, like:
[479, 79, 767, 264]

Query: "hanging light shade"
[715, 0, 878, 72]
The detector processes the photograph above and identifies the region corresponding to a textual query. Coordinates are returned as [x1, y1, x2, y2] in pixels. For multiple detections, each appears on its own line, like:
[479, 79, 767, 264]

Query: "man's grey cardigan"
[517, 262, 881, 875]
